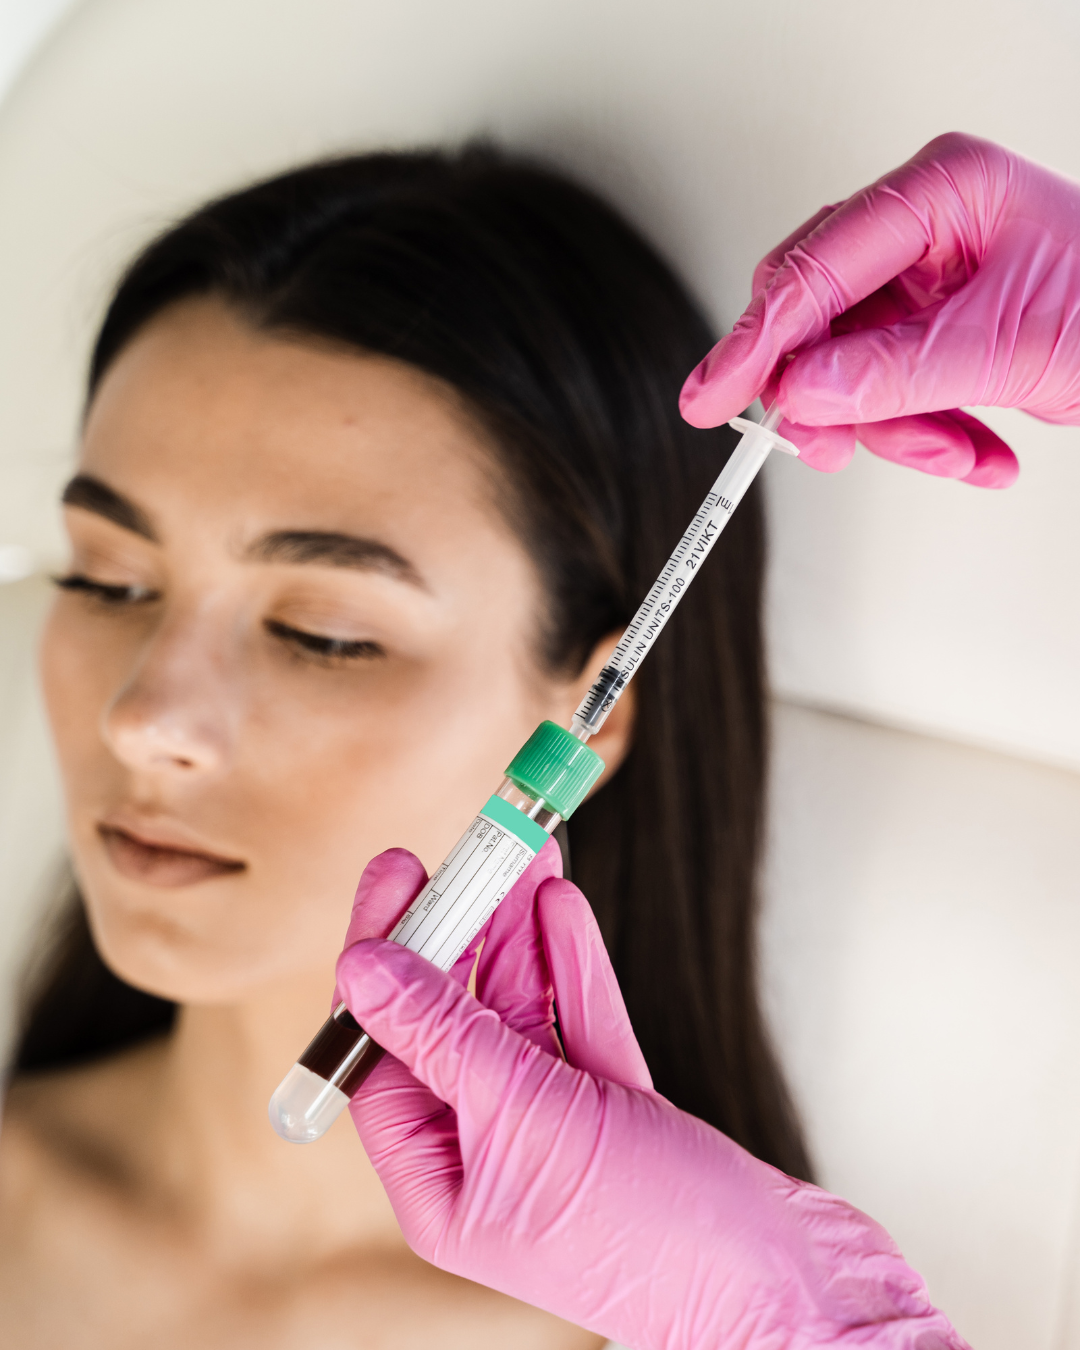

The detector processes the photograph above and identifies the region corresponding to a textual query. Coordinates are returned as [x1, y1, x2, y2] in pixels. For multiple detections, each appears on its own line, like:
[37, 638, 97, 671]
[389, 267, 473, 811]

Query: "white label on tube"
[389, 798, 543, 971]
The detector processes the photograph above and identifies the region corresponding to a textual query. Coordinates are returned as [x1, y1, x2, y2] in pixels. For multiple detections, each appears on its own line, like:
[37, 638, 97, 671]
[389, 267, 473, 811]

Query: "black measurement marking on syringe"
[624, 496, 721, 614]
[616, 540, 712, 646]
[603, 488, 729, 678]
[578, 664, 628, 723]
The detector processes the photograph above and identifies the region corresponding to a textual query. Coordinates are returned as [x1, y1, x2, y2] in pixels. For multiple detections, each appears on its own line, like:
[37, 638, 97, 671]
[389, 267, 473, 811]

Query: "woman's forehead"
[79, 297, 511, 554]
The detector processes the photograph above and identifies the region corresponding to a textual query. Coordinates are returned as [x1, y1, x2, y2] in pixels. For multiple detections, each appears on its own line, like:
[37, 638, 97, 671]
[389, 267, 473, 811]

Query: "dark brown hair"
[15, 145, 812, 1180]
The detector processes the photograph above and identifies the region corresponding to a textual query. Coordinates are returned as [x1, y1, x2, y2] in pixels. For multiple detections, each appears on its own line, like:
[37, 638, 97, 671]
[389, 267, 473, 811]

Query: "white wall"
[0, 0, 78, 100]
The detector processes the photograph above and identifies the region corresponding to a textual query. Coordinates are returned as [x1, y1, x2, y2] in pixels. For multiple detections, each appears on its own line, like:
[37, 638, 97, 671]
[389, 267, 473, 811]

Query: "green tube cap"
[506, 721, 605, 820]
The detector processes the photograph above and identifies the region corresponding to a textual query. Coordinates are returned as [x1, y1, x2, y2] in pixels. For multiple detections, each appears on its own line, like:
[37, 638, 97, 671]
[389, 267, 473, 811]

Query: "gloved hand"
[680, 131, 1080, 487]
[337, 844, 967, 1350]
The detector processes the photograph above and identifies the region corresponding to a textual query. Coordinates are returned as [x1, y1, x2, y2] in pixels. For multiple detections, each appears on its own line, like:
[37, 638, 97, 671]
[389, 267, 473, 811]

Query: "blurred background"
[1, 1, 1078, 1344]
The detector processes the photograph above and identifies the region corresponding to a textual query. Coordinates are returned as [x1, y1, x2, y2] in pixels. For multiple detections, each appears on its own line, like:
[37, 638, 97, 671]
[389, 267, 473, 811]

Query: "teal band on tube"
[479, 794, 550, 854]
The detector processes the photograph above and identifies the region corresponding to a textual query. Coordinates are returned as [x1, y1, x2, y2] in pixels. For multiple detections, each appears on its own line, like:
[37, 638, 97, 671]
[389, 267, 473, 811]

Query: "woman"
[0, 144, 807, 1344]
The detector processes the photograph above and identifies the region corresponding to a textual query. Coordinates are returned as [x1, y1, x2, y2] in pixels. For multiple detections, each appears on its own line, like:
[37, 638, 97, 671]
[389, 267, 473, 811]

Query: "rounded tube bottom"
[268, 1061, 350, 1143]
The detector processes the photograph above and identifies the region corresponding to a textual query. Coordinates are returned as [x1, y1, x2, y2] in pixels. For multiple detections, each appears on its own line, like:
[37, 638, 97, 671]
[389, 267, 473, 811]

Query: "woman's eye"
[265, 618, 385, 665]
[53, 573, 159, 606]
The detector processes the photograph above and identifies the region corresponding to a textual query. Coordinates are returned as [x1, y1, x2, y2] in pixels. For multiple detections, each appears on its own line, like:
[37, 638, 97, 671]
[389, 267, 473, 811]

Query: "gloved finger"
[335, 870, 469, 1234]
[777, 418, 857, 472]
[473, 837, 563, 1054]
[341, 845, 562, 1236]
[710, 360, 853, 473]
[854, 409, 1019, 487]
[534, 877, 653, 1091]
[758, 283, 913, 428]
[829, 284, 918, 336]
[336, 937, 556, 1130]
[953, 409, 1020, 488]
[347, 1047, 464, 1244]
[330, 847, 428, 1010]
[856, 411, 977, 479]
[680, 182, 938, 429]
[751, 201, 845, 295]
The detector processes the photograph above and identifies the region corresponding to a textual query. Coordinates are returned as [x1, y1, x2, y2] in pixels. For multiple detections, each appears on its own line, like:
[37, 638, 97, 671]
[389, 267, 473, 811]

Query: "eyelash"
[55, 575, 384, 667]
[264, 619, 385, 665]
[53, 573, 159, 606]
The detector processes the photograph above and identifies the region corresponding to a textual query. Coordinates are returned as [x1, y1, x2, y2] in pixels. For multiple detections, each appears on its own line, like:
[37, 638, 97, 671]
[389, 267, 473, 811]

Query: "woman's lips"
[97, 823, 246, 888]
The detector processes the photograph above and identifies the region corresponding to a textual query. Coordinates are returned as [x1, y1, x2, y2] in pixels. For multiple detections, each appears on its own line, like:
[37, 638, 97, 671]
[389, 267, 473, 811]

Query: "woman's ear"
[556, 632, 636, 796]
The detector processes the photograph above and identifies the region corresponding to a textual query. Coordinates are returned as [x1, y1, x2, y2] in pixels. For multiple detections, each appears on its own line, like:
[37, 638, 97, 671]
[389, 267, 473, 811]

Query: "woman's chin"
[72, 827, 348, 1006]
[90, 921, 285, 1008]
[83, 881, 337, 1008]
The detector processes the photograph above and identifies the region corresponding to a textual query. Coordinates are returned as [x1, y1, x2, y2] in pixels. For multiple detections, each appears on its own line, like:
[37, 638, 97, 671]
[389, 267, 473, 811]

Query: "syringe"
[269, 404, 797, 1143]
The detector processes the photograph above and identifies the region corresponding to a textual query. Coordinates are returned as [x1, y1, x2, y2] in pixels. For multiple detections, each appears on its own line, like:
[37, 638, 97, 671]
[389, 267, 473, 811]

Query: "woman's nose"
[101, 618, 235, 775]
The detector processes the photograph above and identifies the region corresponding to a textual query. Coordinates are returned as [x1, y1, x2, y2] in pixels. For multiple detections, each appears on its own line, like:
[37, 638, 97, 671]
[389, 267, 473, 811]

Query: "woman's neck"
[137, 971, 404, 1266]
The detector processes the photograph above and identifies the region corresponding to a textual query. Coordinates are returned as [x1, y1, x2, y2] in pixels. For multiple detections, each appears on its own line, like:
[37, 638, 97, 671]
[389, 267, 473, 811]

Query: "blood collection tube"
[269, 722, 605, 1142]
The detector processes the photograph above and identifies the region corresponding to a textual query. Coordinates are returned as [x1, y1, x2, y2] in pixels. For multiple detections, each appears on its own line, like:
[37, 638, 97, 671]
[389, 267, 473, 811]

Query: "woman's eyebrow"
[59, 476, 425, 589]
[61, 474, 157, 541]
[247, 530, 427, 588]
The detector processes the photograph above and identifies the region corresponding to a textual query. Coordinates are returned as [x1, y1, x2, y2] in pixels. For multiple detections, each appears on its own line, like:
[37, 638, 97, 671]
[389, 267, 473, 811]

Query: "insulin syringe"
[268, 404, 798, 1143]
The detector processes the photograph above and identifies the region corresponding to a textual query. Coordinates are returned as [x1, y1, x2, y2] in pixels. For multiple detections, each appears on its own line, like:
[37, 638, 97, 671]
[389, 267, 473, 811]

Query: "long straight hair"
[14, 146, 812, 1180]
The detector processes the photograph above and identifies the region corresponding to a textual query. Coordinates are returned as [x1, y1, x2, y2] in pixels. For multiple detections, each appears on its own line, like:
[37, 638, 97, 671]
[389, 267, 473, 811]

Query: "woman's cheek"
[233, 659, 482, 904]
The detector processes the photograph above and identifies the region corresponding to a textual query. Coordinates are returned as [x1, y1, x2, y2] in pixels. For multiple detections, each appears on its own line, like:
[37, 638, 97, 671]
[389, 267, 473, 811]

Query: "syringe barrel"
[571, 409, 796, 736]
[269, 723, 605, 1144]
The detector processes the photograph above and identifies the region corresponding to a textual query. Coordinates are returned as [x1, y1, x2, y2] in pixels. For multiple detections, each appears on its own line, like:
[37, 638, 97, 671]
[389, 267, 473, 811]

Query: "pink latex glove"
[680, 131, 1080, 487]
[336, 843, 967, 1350]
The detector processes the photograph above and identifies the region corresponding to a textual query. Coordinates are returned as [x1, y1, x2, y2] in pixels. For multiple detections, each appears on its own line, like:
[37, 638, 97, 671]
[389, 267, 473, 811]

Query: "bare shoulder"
[0, 1042, 167, 1347]
[3, 1038, 164, 1186]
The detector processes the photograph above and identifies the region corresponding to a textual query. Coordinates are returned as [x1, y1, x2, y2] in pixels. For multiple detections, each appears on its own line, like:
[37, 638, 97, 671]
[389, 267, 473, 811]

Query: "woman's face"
[41, 298, 604, 1003]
